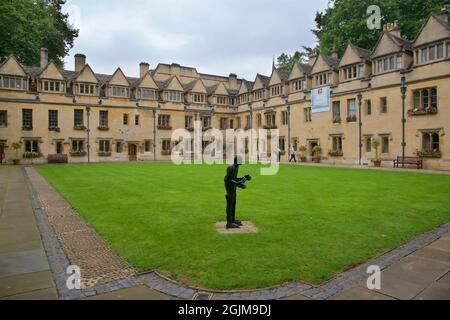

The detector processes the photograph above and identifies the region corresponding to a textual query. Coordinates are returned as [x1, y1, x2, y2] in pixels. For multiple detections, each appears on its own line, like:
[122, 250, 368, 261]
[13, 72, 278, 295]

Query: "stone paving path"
[0, 166, 57, 300]
[1, 165, 449, 300]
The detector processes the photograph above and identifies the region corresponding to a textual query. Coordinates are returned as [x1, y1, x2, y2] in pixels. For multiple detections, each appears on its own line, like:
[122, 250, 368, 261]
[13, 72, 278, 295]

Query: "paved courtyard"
[0, 165, 449, 300]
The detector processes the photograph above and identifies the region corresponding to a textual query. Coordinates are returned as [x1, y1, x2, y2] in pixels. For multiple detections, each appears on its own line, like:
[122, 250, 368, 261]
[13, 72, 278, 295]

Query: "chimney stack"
[308, 53, 318, 66]
[383, 21, 401, 38]
[75, 54, 86, 72]
[436, 6, 448, 23]
[140, 62, 150, 78]
[331, 46, 339, 59]
[40, 48, 48, 68]
[229, 73, 237, 89]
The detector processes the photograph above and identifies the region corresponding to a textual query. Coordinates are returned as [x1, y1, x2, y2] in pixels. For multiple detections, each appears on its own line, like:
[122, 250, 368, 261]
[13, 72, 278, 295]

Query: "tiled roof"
[350, 43, 372, 60]
[387, 33, 413, 51]
[276, 68, 291, 81]
[322, 54, 340, 68]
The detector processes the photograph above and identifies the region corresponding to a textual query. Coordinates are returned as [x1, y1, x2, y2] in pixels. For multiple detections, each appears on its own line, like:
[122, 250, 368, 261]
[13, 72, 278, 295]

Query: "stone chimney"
[436, 6, 448, 23]
[331, 46, 339, 59]
[308, 51, 318, 66]
[383, 21, 401, 38]
[40, 48, 48, 68]
[75, 54, 86, 72]
[140, 62, 150, 78]
[229, 73, 237, 90]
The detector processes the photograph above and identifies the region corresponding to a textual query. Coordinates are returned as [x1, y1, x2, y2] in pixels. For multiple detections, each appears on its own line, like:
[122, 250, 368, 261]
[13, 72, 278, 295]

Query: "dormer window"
[138, 88, 157, 100]
[270, 85, 284, 97]
[239, 93, 249, 104]
[341, 64, 364, 81]
[109, 86, 129, 98]
[40, 80, 65, 93]
[291, 79, 305, 93]
[0, 76, 27, 90]
[415, 42, 446, 65]
[314, 72, 332, 86]
[77, 83, 97, 95]
[253, 89, 265, 101]
[374, 54, 402, 74]
[164, 90, 182, 102]
[191, 93, 205, 104]
[214, 95, 228, 105]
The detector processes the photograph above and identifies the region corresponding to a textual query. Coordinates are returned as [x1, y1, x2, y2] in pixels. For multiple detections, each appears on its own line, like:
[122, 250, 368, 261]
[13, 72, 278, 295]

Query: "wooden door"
[129, 144, 137, 161]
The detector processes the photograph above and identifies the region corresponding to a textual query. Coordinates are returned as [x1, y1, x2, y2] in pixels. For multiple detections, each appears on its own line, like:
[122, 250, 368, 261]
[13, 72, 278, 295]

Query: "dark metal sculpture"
[224, 156, 252, 229]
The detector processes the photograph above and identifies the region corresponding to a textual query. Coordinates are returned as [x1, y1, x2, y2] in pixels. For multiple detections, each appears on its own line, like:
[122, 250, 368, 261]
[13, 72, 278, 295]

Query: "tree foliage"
[277, 0, 446, 68]
[276, 47, 314, 70]
[0, 0, 79, 67]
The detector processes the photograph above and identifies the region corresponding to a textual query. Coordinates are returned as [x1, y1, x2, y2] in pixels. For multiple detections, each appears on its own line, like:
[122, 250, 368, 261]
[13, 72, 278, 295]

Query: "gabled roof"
[412, 12, 450, 46]
[371, 31, 412, 59]
[106, 67, 131, 86]
[255, 73, 270, 87]
[321, 54, 340, 68]
[70, 64, 100, 83]
[36, 60, 65, 80]
[350, 42, 372, 60]
[238, 79, 254, 94]
[133, 71, 159, 89]
[288, 62, 312, 80]
[0, 55, 29, 76]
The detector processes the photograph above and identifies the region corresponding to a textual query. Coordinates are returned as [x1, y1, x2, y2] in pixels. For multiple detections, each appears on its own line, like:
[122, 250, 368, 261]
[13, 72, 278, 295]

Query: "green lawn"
[36, 163, 450, 290]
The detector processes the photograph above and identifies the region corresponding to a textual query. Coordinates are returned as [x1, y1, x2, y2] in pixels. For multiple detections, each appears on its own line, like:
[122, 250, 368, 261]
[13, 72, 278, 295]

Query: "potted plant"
[299, 145, 307, 162]
[11, 142, 22, 165]
[371, 138, 382, 167]
[312, 146, 322, 163]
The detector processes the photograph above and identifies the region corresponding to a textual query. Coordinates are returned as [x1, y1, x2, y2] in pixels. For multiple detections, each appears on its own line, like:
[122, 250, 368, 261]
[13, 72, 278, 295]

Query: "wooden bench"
[393, 156, 423, 169]
[48, 154, 68, 164]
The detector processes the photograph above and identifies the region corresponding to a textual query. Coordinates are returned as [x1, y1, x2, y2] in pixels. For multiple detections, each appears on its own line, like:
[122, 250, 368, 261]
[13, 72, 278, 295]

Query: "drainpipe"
[357, 93, 363, 166]
[401, 76, 407, 168]
[86, 106, 91, 163]
[286, 98, 291, 162]
[153, 108, 157, 161]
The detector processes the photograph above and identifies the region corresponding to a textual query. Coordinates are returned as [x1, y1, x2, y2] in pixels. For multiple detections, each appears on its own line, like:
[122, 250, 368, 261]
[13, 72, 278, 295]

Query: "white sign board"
[311, 87, 331, 113]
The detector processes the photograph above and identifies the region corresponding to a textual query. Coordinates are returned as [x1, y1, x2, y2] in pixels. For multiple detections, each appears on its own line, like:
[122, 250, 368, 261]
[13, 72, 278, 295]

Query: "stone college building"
[0, 11, 449, 169]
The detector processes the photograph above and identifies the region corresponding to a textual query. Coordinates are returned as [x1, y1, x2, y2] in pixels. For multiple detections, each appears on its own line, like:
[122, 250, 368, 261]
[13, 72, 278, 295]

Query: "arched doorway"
[128, 144, 137, 161]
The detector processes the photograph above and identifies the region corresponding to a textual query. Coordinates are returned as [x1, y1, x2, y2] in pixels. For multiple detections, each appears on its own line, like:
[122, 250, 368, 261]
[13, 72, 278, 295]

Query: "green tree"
[276, 46, 314, 70]
[0, 0, 79, 67]
[278, 0, 446, 63]
[313, 0, 446, 56]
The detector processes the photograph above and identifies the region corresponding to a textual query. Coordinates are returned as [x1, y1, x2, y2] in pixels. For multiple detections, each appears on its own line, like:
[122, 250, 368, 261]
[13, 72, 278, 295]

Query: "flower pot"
[13, 159, 20, 165]
[300, 157, 307, 163]
[313, 157, 321, 164]
[373, 161, 381, 168]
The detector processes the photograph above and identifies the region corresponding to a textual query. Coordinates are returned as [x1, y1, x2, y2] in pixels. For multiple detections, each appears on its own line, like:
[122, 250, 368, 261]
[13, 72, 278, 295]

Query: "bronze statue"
[224, 156, 252, 229]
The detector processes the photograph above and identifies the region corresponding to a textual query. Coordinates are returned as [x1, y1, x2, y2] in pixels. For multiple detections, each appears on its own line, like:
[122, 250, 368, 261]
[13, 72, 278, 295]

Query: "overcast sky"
[63, 0, 330, 80]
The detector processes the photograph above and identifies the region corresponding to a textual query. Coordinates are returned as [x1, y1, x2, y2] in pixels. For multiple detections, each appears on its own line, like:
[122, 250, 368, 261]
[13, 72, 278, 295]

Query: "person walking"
[274, 146, 282, 163]
[289, 145, 297, 163]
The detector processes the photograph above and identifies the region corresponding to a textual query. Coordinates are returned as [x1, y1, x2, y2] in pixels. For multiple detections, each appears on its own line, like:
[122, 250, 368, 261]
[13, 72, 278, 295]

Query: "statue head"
[234, 155, 243, 166]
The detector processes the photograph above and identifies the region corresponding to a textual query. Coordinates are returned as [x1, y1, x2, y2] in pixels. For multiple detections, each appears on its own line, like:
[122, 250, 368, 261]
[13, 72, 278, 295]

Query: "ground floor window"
[25, 140, 39, 153]
[366, 100, 372, 116]
[201, 116, 211, 129]
[257, 114, 262, 128]
[116, 141, 123, 153]
[381, 135, 390, 154]
[185, 116, 193, 129]
[162, 139, 171, 155]
[0, 110, 6, 127]
[74, 109, 84, 127]
[135, 115, 140, 126]
[365, 136, 372, 153]
[422, 132, 440, 153]
[220, 118, 227, 130]
[279, 137, 286, 152]
[99, 140, 110, 152]
[123, 114, 129, 125]
[72, 140, 84, 152]
[144, 140, 153, 152]
[332, 136, 343, 152]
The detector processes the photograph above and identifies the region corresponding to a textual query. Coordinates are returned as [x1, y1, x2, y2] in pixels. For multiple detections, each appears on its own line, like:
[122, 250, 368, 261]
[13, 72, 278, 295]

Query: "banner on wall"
[311, 86, 331, 113]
